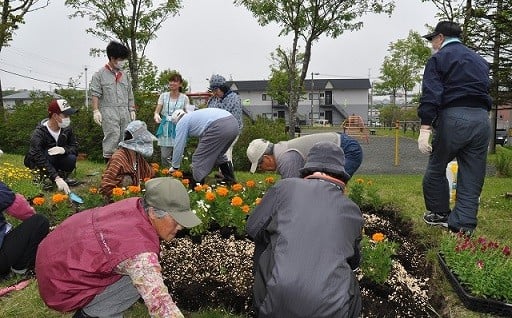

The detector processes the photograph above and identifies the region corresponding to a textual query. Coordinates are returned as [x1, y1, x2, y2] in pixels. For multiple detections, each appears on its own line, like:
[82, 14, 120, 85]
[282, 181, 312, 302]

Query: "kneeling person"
[36, 178, 201, 318]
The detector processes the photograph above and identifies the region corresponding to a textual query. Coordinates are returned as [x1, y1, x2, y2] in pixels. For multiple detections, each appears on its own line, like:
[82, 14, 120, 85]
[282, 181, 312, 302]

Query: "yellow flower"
[89, 187, 98, 194]
[241, 204, 250, 214]
[372, 232, 385, 242]
[127, 185, 141, 193]
[265, 177, 275, 184]
[231, 183, 243, 192]
[245, 180, 256, 188]
[205, 191, 216, 201]
[33, 197, 45, 206]
[231, 196, 243, 206]
[367, 180, 373, 186]
[356, 178, 364, 184]
[112, 187, 124, 197]
[216, 187, 229, 197]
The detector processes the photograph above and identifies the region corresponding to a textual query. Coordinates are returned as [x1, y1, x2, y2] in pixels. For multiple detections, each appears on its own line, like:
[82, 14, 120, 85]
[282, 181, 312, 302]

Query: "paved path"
[354, 135, 496, 176]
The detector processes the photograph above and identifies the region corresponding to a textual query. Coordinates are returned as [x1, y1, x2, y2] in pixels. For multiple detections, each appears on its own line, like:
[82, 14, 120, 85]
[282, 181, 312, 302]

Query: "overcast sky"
[0, 0, 438, 93]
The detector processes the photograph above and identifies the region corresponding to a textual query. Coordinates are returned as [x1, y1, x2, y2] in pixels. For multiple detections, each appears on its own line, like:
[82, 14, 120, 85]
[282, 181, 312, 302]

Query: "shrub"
[494, 146, 512, 177]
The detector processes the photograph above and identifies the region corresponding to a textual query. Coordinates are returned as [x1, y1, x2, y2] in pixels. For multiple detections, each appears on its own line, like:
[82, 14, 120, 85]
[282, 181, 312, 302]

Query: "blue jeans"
[423, 107, 490, 230]
[339, 133, 363, 179]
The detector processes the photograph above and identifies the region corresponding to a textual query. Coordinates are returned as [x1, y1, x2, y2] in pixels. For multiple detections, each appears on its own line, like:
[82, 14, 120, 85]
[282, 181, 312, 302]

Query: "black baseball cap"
[423, 21, 462, 41]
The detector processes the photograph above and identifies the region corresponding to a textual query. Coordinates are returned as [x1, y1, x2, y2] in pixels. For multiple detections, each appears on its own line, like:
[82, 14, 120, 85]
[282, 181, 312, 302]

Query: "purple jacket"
[36, 197, 160, 312]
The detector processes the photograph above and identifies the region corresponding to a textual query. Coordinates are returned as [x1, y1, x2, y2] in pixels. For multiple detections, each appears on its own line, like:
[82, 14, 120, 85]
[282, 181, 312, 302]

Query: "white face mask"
[58, 117, 71, 128]
[116, 60, 127, 69]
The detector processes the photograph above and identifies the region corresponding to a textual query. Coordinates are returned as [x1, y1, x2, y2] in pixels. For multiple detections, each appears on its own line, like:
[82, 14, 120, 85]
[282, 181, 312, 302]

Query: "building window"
[262, 93, 267, 101]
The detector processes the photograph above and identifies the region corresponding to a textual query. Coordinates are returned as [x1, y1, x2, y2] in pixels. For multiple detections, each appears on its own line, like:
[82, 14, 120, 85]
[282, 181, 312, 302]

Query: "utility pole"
[84, 66, 88, 110]
[310, 72, 319, 126]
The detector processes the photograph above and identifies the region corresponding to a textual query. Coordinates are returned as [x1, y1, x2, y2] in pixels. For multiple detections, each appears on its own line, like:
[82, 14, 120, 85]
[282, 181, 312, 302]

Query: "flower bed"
[439, 233, 512, 315]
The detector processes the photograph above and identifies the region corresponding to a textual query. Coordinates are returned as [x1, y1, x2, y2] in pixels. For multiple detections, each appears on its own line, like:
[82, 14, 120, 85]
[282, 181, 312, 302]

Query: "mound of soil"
[161, 208, 444, 317]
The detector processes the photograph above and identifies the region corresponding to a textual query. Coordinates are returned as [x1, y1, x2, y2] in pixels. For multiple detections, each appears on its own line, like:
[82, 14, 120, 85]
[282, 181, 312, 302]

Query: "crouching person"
[0, 182, 49, 280]
[35, 178, 201, 318]
[247, 142, 364, 318]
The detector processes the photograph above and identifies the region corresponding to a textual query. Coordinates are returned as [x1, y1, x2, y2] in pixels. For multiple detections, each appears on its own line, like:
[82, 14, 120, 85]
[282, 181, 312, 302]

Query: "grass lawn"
[1, 153, 511, 317]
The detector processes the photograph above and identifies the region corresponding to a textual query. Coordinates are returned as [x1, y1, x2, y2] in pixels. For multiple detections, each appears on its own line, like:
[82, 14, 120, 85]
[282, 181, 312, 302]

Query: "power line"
[0, 68, 85, 89]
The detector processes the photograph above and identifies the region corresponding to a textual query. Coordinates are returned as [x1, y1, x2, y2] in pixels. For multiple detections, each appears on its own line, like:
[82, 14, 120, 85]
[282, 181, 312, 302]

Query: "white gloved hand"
[418, 129, 432, 154]
[168, 167, 178, 174]
[130, 110, 136, 121]
[154, 112, 162, 123]
[48, 146, 65, 156]
[55, 177, 70, 194]
[93, 109, 102, 125]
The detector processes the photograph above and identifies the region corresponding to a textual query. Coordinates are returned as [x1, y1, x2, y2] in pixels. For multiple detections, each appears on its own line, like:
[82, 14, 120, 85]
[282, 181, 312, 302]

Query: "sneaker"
[65, 179, 81, 187]
[423, 211, 449, 227]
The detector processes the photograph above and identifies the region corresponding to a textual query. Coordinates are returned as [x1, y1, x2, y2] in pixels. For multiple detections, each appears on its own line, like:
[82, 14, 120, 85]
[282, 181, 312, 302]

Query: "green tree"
[234, 0, 394, 138]
[267, 47, 304, 111]
[0, 0, 49, 113]
[376, 31, 430, 106]
[65, 0, 182, 93]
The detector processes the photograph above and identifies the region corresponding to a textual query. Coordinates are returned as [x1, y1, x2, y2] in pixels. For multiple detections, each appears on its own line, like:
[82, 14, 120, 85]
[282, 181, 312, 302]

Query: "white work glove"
[130, 110, 136, 121]
[418, 129, 432, 154]
[154, 112, 162, 123]
[48, 146, 65, 156]
[55, 177, 70, 194]
[93, 109, 102, 125]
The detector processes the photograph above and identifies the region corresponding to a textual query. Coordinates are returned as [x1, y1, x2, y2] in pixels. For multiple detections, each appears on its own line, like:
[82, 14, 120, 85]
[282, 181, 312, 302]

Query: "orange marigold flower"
[89, 187, 98, 194]
[231, 183, 243, 191]
[51, 193, 67, 204]
[255, 197, 262, 205]
[245, 180, 256, 188]
[171, 170, 183, 178]
[194, 185, 203, 192]
[372, 232, 385, 242]
[143, 177, 151, 182]
[181, 179, 190, 186]
[241, 204, 250, 214]
[201, 184, 209, 190]
[265, 177, 275, 184]
[216, 187, 229, 197]
[205, 191, 216, 201]
[33, 197, 45, 206]
[161, 168, 169, 175]
[231, 196, 243, 206]
[151, 163, 160, 170]
[112, 187, 124, 197]
[356, 178, 364, 184]
[127, 185, 141, 193]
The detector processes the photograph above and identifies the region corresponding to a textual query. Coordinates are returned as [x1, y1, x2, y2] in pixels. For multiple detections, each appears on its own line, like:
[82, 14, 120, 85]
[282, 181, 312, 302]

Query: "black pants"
[0, 214, 49, 275]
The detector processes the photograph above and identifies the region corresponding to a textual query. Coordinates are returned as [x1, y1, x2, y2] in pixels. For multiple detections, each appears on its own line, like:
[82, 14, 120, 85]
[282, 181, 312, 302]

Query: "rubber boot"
[219, 162, 236, 185]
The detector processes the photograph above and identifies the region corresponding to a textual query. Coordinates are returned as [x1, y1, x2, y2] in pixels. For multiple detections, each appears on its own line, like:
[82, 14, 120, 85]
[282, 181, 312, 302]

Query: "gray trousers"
[82, 276, 140, 318]
[423, 107, 490, 230]
[192, 116, 239, 181]
[101, 106, 131, 159]
[160, 146, 173, 167]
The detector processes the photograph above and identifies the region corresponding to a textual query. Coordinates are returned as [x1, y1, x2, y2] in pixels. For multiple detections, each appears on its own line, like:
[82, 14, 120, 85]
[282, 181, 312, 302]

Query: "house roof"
[228, 78, 370, 91]
[3, 90, 62, 101]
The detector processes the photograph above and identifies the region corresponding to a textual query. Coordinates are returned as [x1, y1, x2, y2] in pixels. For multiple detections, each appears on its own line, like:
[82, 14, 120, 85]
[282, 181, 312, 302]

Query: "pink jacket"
[35, 197, 160, 312]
